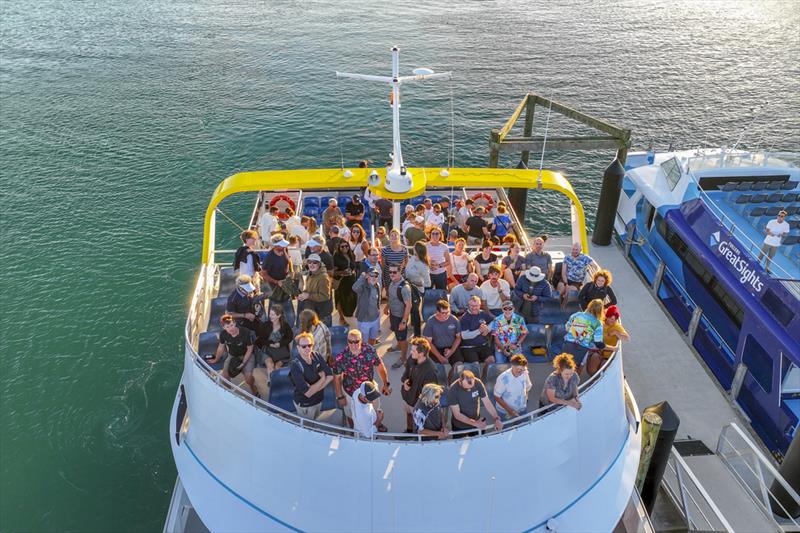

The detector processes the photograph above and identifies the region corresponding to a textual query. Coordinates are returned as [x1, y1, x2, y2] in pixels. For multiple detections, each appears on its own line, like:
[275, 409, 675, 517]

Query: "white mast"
[336, 46, 451, 193]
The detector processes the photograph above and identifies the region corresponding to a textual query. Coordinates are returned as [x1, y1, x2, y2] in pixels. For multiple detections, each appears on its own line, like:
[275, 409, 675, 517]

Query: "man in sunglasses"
[386, 267, 412, 368]
[353, 267, 382, 345]
[289, 332, 333, 420]
[332, 329, 391, 429]
[447, 369, 503, 437]
[423, 300, 462, 365]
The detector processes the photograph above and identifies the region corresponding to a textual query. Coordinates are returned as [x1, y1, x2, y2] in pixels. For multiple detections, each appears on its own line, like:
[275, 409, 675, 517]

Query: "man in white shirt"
[480, 265, 511, 316]
[758, 210, 790, 272]
[259, 206, 279, 246]
[351, 380, 384, 438]
[493, 355, 532, 421]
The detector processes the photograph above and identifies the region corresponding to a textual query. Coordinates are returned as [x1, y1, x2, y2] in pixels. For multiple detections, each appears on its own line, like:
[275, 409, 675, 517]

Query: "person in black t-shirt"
[289, 332, 334, 420]
[233, 229, 262, 282]
[413, 383, 448, 440]
[374, 197, 393, 229]
[226, 275, 261, 331]
[344, 194, 365, 227]
[207, 315, 259, 397]
[447, 369, 502, 437]
[400, 338, 440, 432]
[326, 226, 343, 256]
[463, 206, 491, 245]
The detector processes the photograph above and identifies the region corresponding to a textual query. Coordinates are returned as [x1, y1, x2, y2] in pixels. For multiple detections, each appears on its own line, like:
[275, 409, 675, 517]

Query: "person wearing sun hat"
[512, 265, 553, 323]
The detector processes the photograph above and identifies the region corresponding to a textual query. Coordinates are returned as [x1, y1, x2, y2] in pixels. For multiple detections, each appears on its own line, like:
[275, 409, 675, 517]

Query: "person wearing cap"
[488, 300, 528, 364]
[344, 194, 365, 228]
[401, 338, 440, 433]
[351, 380, 385, 438]
[226, 274, 261, 331]
[459, 295, 496, 365]
[289, 332, 333, 420]
[322, 198, 342, 236]
[758, 209, 790, 272]
[464, 206, 491, 246]
[587, 305, 630, 376]
[480, 264, 511, 316]
[303, 237, 334, 272]
[297, 253, 333, 326]
[374, 196, 393, 230]
[333, 330, 391, 428]
[404, 215, 427, 246]
[352, 266, 383, 345]
[493, 355, 532, 421]
[512, 266, 553, 324]
[524, 235, 553, 281]
[233, 229, 262, 281]
[447, 369, 502, 437]
[261, 234, 291, 295]
[578, 269, 617, 311]
[207, 314, 260, 397]
[423, 300, 462, 365]
[259, 206, 280, 246]
[439, 197, 451, 218]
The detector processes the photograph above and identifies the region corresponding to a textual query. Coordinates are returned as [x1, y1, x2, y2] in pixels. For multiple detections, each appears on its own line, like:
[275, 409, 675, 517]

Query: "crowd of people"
[208, 191, 631, 439]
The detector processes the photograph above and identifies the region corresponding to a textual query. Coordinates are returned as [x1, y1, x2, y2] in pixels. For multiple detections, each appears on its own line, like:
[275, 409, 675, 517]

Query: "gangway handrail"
[717, 422, 800, 530]
[662, 447, 735, 532]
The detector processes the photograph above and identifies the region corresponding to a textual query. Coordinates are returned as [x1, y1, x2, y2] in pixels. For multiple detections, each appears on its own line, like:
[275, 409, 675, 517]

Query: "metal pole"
[687, 307, 703, 341]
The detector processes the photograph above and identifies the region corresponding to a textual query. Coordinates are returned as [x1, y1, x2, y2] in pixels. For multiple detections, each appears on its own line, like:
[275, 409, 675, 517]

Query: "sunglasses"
[347, 339, 361, 344]
[298, 344, 313, 349]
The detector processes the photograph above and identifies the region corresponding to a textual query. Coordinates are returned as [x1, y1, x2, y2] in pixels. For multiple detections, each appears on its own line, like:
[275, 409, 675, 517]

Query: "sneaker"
[391, 359, 405, 369]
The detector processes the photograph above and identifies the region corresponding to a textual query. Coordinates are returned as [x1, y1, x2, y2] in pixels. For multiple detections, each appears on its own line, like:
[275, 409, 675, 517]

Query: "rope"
[449, 74, 456, 169]
[215, 208, 246, 232]
[336, 74, 345, 170]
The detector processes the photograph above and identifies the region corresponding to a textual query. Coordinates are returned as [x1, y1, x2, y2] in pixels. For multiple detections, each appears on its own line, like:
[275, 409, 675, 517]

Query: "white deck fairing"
[171, 347, 639, 533]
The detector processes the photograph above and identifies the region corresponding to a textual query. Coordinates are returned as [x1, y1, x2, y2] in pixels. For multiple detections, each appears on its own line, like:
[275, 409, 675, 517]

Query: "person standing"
[233, 230, 262, 281]
[353, 267, 383, 346]
[333, 240, 358, 325]
[404, 242, 431, 337]
[289, 332, 334, 420]
[404, 216, 427, 246]
[491, 204, 512, 239]
[296, 254, 333, 326]
[426, 228, 452, 290]
[447, 370, 503, 437]
[261, 235, 291, 298]
[413, 384, 448, 440]
[351, 380, 385, 438]
[380, 229, 408, 296]
[563, 298, 606, 373]
[758, 210, 790, 272]
[464, 206, 491, 246]
[423, 300, 462, 365]
[333, 330, 391, 428]
[493, 355, 532, 420]
[303, 237, 334, 272]
[386, 266, 413, 369]
[259, 206, 280, 246]
[322, 198, 343, 236]
[400, 338, 439, 433]
[226, 275, 260, 332]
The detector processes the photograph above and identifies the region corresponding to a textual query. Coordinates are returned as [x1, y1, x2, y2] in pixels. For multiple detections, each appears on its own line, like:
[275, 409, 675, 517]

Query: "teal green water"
[1, 1, 798, 531]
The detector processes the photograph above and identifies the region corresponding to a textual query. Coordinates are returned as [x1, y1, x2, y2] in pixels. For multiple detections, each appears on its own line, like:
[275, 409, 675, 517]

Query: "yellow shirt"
[602, 322, 628, 358]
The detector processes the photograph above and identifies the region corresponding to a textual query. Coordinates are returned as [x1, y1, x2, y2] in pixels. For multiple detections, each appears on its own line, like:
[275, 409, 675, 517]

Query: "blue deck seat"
[428, 194, 443, 204]
[785, 206, 799, 216]
[304, 206, 320, 220]
[198, 331, 220, 361]
[784, 236, 800, 246]
[539, 298, 577, 325]
[749, 207, 766, 217]
[267, 368, 296, 413]
[766, 192, 783, 203]
[734, 194, 750, 204]
[337, 196, 351, 209]
[781, 193, 798, 203]
[219, 267, 237, 296]
[736, 182, 754, 191]
[788, 220, 800, 230]
[766, 206, 782, 216]
[749, 194, 766, 203]
[207, 296, 229, 332]
[520, 324, 548, 361]
[766, 181, 783, 190]
[422, 289, 448, 321]
[319, 196, 334, 208]
[411, 196, 425, 206]
[782, 181, 797, 190]
[720, 182, 737, 192]
[453, 362, 481, 380]
[303, 196, 320, 209]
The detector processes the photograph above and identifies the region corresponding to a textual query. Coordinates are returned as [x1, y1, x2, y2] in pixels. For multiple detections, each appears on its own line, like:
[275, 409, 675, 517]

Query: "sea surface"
[1, 0, 798, 530]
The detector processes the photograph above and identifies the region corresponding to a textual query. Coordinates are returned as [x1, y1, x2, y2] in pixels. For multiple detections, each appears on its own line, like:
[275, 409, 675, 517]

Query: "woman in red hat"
[587, 305, 630, 376]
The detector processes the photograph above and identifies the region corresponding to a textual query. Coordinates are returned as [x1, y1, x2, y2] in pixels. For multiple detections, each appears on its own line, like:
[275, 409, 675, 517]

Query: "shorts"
[223, 354, 255, 377]
[435, 345, 462, 364]
[461, 344, 493, 363]
[343, 394, 382, 419]
[357, 318, 381, 341]
[390, 314, 409, 341]
[563, 341, 590, 365]
[563, 280, 582, 290]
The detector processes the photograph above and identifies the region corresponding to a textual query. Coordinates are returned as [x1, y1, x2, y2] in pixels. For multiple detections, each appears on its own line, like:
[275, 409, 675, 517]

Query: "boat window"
[661, 158, 683, 191]
[657, 219, 744, 331]
[641, 198, 656, 231]
[742, 335, 773, 394]
[762, 288, 794, 327]
[782, 358, 800, 395]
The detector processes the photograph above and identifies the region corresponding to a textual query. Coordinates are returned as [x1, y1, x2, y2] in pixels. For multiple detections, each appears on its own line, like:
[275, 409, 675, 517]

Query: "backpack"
[396, 279, 421, 305]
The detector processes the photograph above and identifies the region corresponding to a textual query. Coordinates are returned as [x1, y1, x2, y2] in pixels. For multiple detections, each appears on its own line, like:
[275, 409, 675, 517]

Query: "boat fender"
[269, 195, 296, 220]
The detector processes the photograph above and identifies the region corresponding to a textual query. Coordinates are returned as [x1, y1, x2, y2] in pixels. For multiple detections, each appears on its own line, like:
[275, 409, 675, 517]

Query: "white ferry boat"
[164, 49, 799, 532]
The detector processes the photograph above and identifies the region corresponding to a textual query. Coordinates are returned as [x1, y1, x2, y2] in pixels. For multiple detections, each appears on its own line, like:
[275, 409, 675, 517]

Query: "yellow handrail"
[202, 167, 588, 264]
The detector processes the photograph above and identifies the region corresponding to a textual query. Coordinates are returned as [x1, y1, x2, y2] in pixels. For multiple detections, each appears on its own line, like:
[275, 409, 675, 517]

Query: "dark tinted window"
[742, 335, 773, 394]
[762, 289, 793, 327]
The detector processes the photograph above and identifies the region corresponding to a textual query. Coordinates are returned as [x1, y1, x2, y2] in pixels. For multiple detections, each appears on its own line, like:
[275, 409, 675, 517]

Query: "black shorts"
[436, 345, 462, 364]
[390, 314, 408, 341]
[460, 344, 493, 363]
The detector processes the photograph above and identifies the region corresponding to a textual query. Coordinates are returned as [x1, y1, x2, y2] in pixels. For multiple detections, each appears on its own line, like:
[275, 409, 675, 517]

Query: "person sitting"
[353, 267, 383, 346]
[226, 274, 260, 331]
[449, 273, 485, 316]
[404, 242, 431, 338]
[512, 266, 552, 324]
[491, 204, 512, 239]
[447, 369, 503, 437]
[413, 383, 448, 440]
[563, 298, 606, 374]
[344, 194, 365, 228]
[289, 332, 334, 420]
[297, 254, 333, 326]
[298, 309, 332, 364]
[303, 237, 333, 272]
[449, 238, 474, 286]
[206, 315, 259, 397]
[458, 295, 496, 366]
[586, 305, 630, 376]
[322, 198, 342, 236]
[404, 216, 427, 246]
[259, 206, 280, 246]
[234, 229, 262, 281]
[423, 300, 462, 365]
[426, 203, 446, 228]
[472, 240, 499, 282]
[351, 380, 385, 438]
[401, 338, 439, 433]
[480, 264, 511, 316]
[464, 206, 491, 246]
[283, 208, 304, 240]
[493, 355, 532, 420]
[540, 353, 581, 410]
[286, 235, 304, 272]
[578, 269, 617, 310]
[524, 235, 552, 279]
[558, 243, 598, 307]
[501, 242, 526, 288]
[442, 215, 462, 242]
[257, 305, 294, 378]
[333, 330, 391, 428]
[489, 300, 528, 363]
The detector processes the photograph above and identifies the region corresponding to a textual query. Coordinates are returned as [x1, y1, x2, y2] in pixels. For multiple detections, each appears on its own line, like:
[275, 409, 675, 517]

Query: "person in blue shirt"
[563, 298, 606, 374]
[492, 204, 512, 239]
